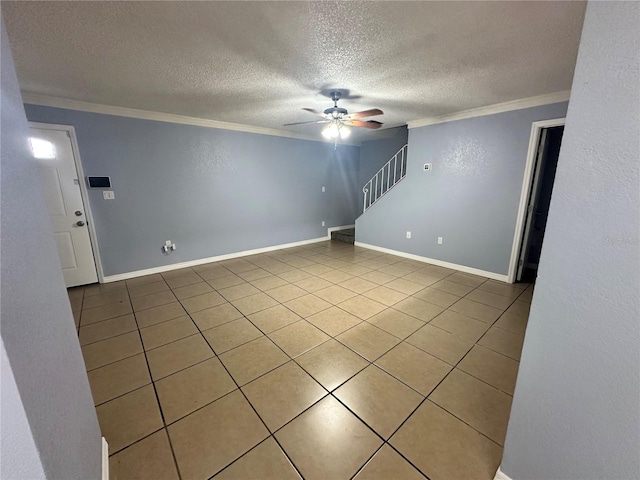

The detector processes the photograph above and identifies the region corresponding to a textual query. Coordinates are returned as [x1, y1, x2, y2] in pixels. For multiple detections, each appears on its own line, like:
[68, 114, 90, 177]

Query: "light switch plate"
[103, 191, 115, 200]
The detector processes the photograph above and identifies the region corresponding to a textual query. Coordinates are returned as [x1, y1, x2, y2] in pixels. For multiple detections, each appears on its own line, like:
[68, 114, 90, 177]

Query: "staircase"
[331, 228, 355, 244]
[362, 144, 408, 212]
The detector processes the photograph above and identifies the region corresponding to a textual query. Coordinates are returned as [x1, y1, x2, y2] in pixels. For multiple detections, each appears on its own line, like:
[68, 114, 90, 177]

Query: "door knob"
[75, 211, 83, 216]
[76, 221, 85, 227]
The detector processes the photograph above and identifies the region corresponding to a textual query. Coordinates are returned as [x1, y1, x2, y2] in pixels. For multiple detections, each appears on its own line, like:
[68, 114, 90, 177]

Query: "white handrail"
[362, 144, 408, 213]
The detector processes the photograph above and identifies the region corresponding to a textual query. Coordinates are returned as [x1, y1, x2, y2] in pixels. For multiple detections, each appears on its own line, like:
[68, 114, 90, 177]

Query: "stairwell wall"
[355, 101, 568, 276]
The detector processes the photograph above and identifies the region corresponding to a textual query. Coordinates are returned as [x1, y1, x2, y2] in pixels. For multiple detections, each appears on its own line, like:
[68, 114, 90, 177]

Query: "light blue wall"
[355, 101, 568, 275]
[358, 126, 409, 213]
[502, 2, 640, 479]
[25, 105, 360, 276]
[1, 14, 101, 479]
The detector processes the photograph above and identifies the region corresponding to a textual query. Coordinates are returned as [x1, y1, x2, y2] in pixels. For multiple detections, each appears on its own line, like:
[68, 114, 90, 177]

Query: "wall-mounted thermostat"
[423, 163, 432, 171]
[87, 176, 112, 188]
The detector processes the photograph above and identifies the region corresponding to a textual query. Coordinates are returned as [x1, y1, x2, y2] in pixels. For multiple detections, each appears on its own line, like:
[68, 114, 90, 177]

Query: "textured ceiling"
[3, 1, 586, 140]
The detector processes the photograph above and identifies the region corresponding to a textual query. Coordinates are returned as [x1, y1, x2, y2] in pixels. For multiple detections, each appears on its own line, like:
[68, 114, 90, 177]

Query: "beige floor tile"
[285, 257, 316, 268]
[393, 297, 444, 322]
[359, 270, 397, 285]
[84, 281, 127, 297]
[376, 342, 452, 396]
[385, 278, 425, 295]
[493, 300, 530, 335]
[191, 303, 243, 331]
[314, 285, 358, 305]
[401, 272, 442, 287]
[73, 309, 81, 327]
[284, 294, 332, 318]
[146, 334, 214, 380]
[126, 274, 164, 288]
[301, 264, 334, 276]
[378, 264, 414, 277]
[165, 272, 203, 289]
[518, 286, 533, 302]
[207, 274, 246, 290]
[268, 320, 330, 358]
[219, 337, 289, 386]
[406, 324, 474, 365]
[265, 284, 308, 303]
[449, 298, 503, 324]
[81, 301, 133, 325]
[296, 339, 369, 391]
[478, 327, 524, 360]
[466, 289, 513, 310]
[140, 316, 198, 350]
[337, 296, 387, 320]
[242, 361, 327, 432]
[231, 292, 279, 316]
[172, 282, 214, 300]
[109, 429, 179, 480]
[248, 305, 302, 334]
[339, 264, 374, 276]
[96, 384, 164, 453]
[222, 259, 258, 274]
[293, 276, 333, 293]
[306, 306, 362, 336]
[458, 345, 520, 395]
[335, 365, 423, 439]
[168, 390, 269, 479]
[78, 314, 137, 346]
[336, 322, 400, 361]
[214, 438, 301, 480]
[446, 272, 488, 288]
[339, 277, 378, 294]
[128, 280, 171, 299]
[265, 262, 297, 275]
[412, 287, 460, 308]
[277, 268, 312, 282]
[131, 290, 177, 312]
[87, 353, 151, 405]
[203, 318, 264, 354]
[477, 280, 526, 299]
[431, 279, 476, 297]
[354, 445, 425, 480]
[367, 309, 424, 339]
[156, 357, 237, 424]
[219, 282, 261, 301]
[429, 369, 512, 445]
[362, 285, 408, 306]
[82, 289, 130, 310]
[237, 268, 272, 282]
[250, 275, 289, 291]
[317, 269, 355, 284]
[390, 400, 502, 480]
[275, 396, 382, 480]
[195, 265, 233, 280]
[82, 331, 143, 371]
[162, 267, 196, 279]
[181, 291, 226, 314]
[429, 310, 491, 342]
[135, 302, 187, 328]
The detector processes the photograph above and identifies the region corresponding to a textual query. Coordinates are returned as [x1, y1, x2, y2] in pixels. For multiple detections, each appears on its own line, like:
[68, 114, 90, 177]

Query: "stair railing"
[362, 144, 408, 213]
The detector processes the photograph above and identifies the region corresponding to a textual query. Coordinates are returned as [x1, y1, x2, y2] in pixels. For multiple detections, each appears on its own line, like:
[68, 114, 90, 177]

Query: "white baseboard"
[354, 241, 509, 282]
[494, 466, 512, 480]
[102, 235, 332, 283]
[327, 224, 355, 237]
[101, 437, 109, 480]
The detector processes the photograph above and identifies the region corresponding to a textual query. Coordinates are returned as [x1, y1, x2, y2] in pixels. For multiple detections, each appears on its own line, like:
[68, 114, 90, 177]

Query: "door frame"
[29, 122, 105, 284]
[507, 117, 565, 283]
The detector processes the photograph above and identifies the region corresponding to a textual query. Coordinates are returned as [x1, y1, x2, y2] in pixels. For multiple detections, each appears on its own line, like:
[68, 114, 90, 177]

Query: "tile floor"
[68, 241, 532, 480]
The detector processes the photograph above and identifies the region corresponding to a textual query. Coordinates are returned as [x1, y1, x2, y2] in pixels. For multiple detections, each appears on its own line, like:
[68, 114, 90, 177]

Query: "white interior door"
[30, 126, 98, 287]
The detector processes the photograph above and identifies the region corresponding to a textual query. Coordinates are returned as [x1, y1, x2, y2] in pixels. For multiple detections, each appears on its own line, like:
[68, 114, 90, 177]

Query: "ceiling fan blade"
[283, 120, 329, 126]
[344, 108, 384, 119]
[302, 108, 326, 117]
[344, 120, 383, 129]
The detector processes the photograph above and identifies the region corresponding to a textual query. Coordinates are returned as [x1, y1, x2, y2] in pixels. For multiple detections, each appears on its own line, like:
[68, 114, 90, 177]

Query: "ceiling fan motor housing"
[324, 107, 348, 117]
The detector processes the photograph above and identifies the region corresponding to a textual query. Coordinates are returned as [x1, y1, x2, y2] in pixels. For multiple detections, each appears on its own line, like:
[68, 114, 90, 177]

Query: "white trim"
[101, 437, 109, 480]
[493, 466, 512, 480]
[507, 118, 565, 283]
[407, 91, 570, 129]
[102, 236, 329, 283]
[355, 241, 509, 282]
[28, 122, 106, 284]
[327, 224, 355, 238]
[22, 93, 360, 146]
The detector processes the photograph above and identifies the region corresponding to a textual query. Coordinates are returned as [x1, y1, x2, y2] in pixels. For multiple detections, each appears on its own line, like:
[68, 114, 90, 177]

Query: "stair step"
[331, 228, 355, 245]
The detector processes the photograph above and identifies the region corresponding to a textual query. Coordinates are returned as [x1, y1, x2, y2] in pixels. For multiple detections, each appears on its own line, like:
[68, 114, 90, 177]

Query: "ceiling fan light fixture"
[322, 123, 340, 139]
[339, 125, 351, 139]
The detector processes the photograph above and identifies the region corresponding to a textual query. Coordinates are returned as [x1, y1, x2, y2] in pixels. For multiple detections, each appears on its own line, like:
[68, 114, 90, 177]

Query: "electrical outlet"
[322, 186, 326, 192]
[438, 237, 443, 245]
[406, 231, 411, 239]
[423, 163, 432, 171]
[322, 221, 325, 227]
[103, 190, 115, 200]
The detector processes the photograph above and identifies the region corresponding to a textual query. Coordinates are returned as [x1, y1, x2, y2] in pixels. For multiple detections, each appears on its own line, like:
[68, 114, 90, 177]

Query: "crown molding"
[407, 90, 571, 129]
[21, 93, 361, 146]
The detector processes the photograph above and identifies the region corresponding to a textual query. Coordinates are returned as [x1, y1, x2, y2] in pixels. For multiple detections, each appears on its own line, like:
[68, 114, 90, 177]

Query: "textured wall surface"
[0, 15, 102, 480]
[356, 102, 568, 275]
[25, 105, 360, 276]
[501, 2, 640, 479]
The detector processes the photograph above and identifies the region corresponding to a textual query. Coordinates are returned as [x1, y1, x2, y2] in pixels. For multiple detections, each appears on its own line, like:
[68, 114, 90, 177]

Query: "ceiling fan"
[284, 91, 383, 143]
